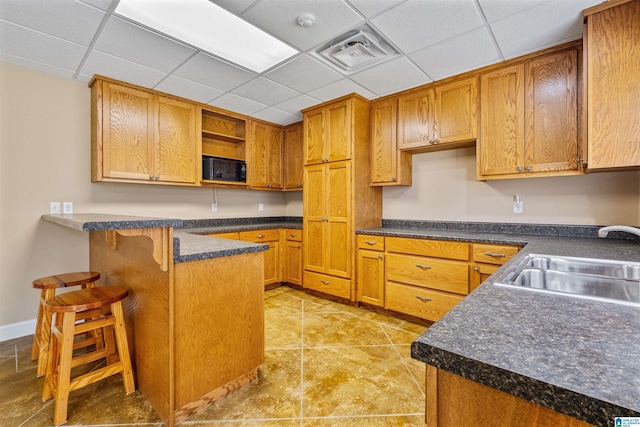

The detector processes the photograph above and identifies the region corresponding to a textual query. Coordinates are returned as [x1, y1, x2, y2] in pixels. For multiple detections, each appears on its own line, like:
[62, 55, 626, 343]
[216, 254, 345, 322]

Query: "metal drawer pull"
[256, 234, 265, 238]
[416, 264, 432, 270]
[320, 280, 331, 285]
[416, 296, 432, 302]
[484, 252, 506, 258]
[365, 241, 377, 245]
[473, 267, 479, 272]
[290, 233, 297, 237]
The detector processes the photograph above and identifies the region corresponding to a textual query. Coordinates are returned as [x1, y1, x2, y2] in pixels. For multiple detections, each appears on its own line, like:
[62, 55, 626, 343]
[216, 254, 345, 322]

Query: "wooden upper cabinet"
[478, 47, 580, 179]
[303, 99, 352, 165]
[585, 0, 640, 170]
[92, 77, 198, 185]
[248, 120, 282, 189]
[370, 98, 411, 186]
[283, 122, 303, 190]
[397, 77, 478, 152]
[397, 88, 434, 150]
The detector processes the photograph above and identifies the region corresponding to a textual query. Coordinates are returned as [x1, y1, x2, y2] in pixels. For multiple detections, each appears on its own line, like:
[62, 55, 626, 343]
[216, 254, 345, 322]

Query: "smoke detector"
[313, 25, 398, 73]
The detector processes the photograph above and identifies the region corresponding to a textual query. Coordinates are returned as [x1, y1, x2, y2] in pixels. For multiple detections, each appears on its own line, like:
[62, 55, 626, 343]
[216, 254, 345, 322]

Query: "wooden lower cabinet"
[386, 282, 463, 322]
[425, 365, 595, 426]
[239, 229, 280, 286]
[386, 253, 469, 295]
[470, 243, 521, 292]
[283, 229, 303, 285]
[470, 264, 499, 292]
[357, 249, 385, 306]
[304, 270, 351, 299]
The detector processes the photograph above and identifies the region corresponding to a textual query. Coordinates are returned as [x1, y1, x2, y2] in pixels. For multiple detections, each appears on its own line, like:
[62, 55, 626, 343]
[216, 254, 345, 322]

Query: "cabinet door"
[525, 50, 578, 173]
[470, 264, 499, 292]
[284, 240, 303, 285]
[326, 99, 352, 162]
[303, 164, 326, 273]
[283, 122, 303, 189]
[102, 82, 154, 180]
[479, 64, 525, 176]
[155, 96, 197, 183]
[304, 107, 324, 165]
[587, 0, 640, 170]
[371, 99, 399, 184]
[357, 250, 385, 306]
[248, 121, 282, 189]
[264, 241, 280, 285]
[326, 161, 351, 278]
[397, 88, 434, 150]
[435, 77, 478, 144]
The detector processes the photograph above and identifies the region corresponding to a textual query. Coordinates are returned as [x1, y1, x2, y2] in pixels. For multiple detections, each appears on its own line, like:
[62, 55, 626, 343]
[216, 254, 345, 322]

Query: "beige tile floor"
[1, 286, 428, 426]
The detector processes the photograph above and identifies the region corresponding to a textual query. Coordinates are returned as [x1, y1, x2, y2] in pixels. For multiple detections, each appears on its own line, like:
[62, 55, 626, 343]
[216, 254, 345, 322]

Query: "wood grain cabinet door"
[357, 250, 385, 306]
[435, 77, 478, 144]
[586, 0, 640, 170]
[326, 99, 352, 163]
[283, 122, 303, 189]
[524, 49, 578, 173]
[102, 82, 155, 181]
[479, 64, 525, 176]
[304, 107, 324, 165]
[155, 96, 197, 183]
[248, 121, 282, 189]
[326, 161, 351, 279]
[397, 88, 435, 150]
[303, 164, 326, 273]
[284, 240, 303, 285]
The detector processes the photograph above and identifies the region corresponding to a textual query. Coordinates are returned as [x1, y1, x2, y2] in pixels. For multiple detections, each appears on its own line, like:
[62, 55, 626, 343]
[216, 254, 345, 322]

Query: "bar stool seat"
[42, 285, 135, 426]
[31, 272, 100, 377]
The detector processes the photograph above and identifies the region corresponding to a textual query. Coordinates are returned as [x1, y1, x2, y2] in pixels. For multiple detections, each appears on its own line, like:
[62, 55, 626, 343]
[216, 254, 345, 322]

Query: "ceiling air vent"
[314, 25, 398, 74]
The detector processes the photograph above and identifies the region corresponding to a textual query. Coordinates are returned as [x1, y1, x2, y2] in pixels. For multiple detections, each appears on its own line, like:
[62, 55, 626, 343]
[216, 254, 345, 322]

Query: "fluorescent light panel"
[115, 0, 298, 73]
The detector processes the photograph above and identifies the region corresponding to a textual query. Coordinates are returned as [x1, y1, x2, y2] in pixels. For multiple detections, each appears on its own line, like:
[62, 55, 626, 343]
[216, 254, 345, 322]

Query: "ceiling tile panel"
[231, 77, 300, 105]
[265, 55, 343, 93]
[80, 50, 167, 88]
[477, 0, 550, 22]
[242, 0, 364, 50]
[209, 93, 268, 116]
[154, 75, 225, 104]
[350, 56, 430, 96]
[347, 0, 407, 18]
[307, 78, 377, 101]
[0, 0, 105, 46]
[371, 0, 485, 54]
[252, 107, 301, 125]
[78, 0, 114, 11]
[410, 27, 501, 81]
[0, 52, 76, 79]
[93, 17, 196, 73]
[211, 0, 256, 14]
[173, 52, 256, 91]
[274, 94, 323, 115]
[490, 0, 601, 58]
[0, 21, 86, 72]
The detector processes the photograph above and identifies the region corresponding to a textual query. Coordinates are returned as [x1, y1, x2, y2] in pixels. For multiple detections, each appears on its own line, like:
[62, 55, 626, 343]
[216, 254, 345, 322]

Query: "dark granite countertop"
[178, 216, 302, 235]
[358, 221, 640, 426]
[173, 231, 267, 263]
[42, 213, 183, 231]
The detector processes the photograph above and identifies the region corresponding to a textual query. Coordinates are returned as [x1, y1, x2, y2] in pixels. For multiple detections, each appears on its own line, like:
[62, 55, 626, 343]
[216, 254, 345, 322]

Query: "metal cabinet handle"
[517, 166, 523, 172]
[297, 244, 301, 248]
[416, 264, 432, 270]
[416, 296, 432, 302]
[434, 139, 439, 143]
[391, 176, 397, 181]
[473, 267, 479, 272]
[428, 139, 434, 144]
[256, 234, 265, 238]
[149, 175, 154, 180]
[378, 255, 383, 259]
[320, 280, 331, 285]
[365, 241, 377, 246]
[525, 166, 532, 171]
[484, 252, 506, 258]
[290, 233, 297, 237]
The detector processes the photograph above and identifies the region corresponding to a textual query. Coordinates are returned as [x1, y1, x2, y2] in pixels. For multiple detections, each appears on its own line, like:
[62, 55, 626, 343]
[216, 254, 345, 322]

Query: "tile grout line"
[299, 299, 305, 427]
[14, 343, 18, 372]
[379, 323, 426, 398]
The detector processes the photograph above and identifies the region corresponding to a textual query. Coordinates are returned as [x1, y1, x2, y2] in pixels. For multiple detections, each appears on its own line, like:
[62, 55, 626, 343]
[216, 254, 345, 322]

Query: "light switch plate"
[63, 202, 73, 214]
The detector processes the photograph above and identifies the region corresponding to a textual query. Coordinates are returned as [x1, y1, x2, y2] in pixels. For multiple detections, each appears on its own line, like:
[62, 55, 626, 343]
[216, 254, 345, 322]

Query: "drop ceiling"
[0, 0, 603, 125]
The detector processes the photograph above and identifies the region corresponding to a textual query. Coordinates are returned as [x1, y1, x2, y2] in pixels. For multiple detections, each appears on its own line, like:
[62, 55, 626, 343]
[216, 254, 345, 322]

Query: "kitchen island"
[42, 214, 268, 427]
[357, 221, 640, 426]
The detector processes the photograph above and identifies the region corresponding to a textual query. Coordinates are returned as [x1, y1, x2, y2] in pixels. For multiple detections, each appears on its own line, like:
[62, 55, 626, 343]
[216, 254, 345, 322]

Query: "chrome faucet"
[598, 225, 640, 239]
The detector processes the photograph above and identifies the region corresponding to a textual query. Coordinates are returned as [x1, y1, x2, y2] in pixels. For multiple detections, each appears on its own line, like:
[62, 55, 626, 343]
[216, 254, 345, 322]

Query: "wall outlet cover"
[50, 202, 61, 215]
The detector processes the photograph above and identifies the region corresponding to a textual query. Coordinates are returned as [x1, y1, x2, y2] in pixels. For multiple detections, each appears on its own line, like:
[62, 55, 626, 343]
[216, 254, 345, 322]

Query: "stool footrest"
[69, 363, 124, 393]
[70, 348, 115, 369]
[75, 316, 114, 335]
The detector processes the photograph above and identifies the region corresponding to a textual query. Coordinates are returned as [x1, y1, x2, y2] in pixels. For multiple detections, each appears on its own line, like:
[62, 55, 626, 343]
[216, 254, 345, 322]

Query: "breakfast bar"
[41, 213, 268, 427]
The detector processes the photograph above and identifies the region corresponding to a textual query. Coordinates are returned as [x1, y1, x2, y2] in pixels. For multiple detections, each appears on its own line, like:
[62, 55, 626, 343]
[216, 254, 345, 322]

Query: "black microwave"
[202, 156, 246, 183]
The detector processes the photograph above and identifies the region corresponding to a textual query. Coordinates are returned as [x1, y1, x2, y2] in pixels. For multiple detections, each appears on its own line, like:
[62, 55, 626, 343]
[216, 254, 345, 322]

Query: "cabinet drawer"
[385, 281, 463, 323]
[205, 232, 239, 240]
[303, 271, 351, 300]
[386, 253, 469, 295]
[358, 235, 385, 251]
[386, 237, 469, 261]
[239, 229, 280, 242]
[472, 244, 519, 265]
[285, 229, 303, 242]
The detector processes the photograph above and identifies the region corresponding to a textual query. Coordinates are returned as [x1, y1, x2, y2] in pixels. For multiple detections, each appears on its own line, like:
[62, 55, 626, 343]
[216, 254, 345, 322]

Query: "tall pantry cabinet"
[302, 94, 382, 301]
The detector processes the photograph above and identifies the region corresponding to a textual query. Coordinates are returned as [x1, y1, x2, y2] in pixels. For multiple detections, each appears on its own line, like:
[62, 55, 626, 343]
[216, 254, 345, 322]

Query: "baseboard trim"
[0, 319, 35, 342]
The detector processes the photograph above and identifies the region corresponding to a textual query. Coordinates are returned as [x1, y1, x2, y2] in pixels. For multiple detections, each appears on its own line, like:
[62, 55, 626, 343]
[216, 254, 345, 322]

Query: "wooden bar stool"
[42, 285, 135, 426]
[31, 272, 101, 377]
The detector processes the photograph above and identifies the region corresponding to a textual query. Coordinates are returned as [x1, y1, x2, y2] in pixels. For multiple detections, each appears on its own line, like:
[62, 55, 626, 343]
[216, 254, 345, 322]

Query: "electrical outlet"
[50, 202, 60, 215]
[258, 203, 264, 212]
[211, 203, 218, 212]
[63, 202, 73, 214]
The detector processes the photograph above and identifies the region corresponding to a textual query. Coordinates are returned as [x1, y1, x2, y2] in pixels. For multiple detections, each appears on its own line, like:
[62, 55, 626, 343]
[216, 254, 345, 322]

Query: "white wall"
[0, 62, 286, 335]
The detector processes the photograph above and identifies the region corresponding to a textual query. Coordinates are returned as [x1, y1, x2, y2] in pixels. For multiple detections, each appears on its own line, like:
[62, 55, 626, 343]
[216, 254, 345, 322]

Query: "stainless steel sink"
[496, 254, 640, 307]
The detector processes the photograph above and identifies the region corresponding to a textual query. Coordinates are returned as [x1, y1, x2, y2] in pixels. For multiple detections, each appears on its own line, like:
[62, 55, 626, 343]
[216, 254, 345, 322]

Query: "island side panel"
[173, 251, 265, 414]
[89, 229, 174, 424]
[427, 366, 596, 426]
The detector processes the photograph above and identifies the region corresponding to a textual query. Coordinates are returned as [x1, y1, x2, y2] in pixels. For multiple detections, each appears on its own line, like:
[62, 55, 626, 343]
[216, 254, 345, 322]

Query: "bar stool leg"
[52, 311, 76, 426]
[34, 289, 55, 377]
[111, 301, 135, 393]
